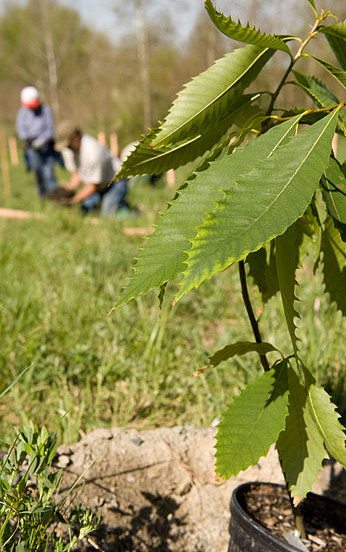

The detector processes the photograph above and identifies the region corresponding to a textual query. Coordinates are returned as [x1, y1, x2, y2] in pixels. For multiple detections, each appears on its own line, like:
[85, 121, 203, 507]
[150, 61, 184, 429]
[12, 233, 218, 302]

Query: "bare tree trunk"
[39, 0, 60, 116]
[135, 0, 152, 130]
[206, 26, 217, 67]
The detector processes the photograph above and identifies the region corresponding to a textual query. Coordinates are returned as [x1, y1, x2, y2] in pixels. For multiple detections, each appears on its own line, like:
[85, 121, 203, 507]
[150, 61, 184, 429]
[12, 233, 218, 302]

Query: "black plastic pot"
[228, 481, 345, 552]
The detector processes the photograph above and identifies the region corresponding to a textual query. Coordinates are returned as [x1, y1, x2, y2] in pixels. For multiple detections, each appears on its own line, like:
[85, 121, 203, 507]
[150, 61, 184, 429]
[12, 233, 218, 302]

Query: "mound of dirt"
[55, 427, 344, 552]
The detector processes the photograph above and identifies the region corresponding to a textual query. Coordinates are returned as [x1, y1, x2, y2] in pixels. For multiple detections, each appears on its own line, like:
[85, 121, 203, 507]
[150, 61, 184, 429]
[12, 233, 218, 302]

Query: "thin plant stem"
[266, 59, 295, 116]
[238, 260, 270, 372]
[239, 256, 307, 537]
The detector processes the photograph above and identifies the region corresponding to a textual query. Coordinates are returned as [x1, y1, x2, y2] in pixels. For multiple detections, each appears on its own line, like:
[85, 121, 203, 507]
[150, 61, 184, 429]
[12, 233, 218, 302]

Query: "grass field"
[0, 162, 345, 444]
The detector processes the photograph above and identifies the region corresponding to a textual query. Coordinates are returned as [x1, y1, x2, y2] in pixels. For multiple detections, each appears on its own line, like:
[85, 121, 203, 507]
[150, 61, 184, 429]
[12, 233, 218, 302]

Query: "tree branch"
[238, 260, 270, 372]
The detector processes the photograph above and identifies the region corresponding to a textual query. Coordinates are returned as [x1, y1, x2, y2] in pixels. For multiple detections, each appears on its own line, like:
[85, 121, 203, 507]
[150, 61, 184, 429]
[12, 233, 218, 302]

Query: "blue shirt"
[16, 104, 55, 148]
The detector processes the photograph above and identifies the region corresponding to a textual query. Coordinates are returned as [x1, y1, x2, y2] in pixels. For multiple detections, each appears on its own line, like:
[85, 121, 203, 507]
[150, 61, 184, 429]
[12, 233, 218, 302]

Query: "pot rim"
[231, 482, 304, 552]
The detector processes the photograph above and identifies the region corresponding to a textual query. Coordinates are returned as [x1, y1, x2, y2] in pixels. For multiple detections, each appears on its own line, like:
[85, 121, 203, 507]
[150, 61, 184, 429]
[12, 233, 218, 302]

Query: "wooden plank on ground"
[0, 208, 153, 236]
[0, 208, 44, 220]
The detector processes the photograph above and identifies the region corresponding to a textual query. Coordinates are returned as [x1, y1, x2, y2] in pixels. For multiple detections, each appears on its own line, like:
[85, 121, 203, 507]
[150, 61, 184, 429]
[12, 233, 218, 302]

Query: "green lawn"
[0, 163, 345, 444]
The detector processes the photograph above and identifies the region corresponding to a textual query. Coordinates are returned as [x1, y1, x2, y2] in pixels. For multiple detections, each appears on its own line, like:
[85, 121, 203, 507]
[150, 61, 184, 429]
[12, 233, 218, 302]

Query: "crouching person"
[57, 124, 131, 217]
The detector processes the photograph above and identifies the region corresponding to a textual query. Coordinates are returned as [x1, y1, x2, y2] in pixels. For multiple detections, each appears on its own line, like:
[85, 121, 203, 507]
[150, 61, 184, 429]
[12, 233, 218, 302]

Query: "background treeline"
[0, 0, 345, 147]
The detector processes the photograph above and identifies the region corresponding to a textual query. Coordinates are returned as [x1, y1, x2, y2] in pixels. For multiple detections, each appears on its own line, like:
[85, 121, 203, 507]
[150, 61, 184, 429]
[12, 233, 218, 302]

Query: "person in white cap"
[16, 86, 59, 197]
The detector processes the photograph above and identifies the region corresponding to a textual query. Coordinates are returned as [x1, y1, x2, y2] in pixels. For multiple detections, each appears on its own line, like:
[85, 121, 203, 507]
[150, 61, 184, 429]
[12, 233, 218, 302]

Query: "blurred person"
[16, 86, 60, 197]
[57, 125, 133, 217]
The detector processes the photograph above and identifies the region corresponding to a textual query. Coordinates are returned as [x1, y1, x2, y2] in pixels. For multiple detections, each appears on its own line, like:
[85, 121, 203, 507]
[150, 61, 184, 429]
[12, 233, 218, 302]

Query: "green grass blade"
[0, 364, 33, 398]
[116, 115, 302, 306]
[277, 368, 327, 500]
[276, 221, 305, 354]
[216, 360, 289, 478]
[205, 0, 290, 53]
[178, 108, 340, 299]
[308, 385, 346, 465]
[321, 217, 346, 316]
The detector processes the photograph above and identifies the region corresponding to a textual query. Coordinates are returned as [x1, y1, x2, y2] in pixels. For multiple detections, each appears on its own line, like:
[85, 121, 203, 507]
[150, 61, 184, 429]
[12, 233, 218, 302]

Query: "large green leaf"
[205, 0, 290, 53]
[118, 95, 256, 177]
[321, 217, 346, 315]
[312, 56, 346, 89]
[204, 341, 278, 370]
[178, 108, 340, 298]
[119, 44, 274, 176]
[277, 368, 327, 500]
[151, 45, 274, 148]
[247, 243, 279, 302]
[276, 221, 305, 354]
[116, 115, 303, 306]
[308, 384, 346, 466]
[216, 360, 289, 478]
[320, 20, 346, 70]
[322, 157, 346, 224]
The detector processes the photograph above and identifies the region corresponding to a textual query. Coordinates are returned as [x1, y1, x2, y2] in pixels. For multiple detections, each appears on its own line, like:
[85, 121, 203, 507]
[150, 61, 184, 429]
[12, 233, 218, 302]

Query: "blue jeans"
[26, 146, 58, 197]
[81, 179, 129, 216]
[101, 179, 129, 216]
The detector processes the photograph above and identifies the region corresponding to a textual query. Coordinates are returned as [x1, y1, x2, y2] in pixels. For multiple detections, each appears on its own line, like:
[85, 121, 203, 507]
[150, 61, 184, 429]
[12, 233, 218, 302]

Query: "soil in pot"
[243, 483, 346, 552]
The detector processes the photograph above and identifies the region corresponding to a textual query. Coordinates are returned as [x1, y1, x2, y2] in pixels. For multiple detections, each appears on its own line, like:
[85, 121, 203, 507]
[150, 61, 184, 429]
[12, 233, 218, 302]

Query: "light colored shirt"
[63, 135, 115, 190]
[16, 104, 55, 148]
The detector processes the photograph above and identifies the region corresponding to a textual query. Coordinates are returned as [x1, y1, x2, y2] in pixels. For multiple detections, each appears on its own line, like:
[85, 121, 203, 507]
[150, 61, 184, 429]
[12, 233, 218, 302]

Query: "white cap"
[20, 86, 40, 108]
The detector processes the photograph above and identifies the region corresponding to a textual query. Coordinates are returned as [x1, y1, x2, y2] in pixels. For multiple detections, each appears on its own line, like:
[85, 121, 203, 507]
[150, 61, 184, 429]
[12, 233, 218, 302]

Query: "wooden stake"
[166, 169, 176, 187]
[97, 130, 107, 146]
[0, 128, 11, 199]
[8, 136, 19, 166]
[110, 133, 119, 157]
[332, 134, 339, 157]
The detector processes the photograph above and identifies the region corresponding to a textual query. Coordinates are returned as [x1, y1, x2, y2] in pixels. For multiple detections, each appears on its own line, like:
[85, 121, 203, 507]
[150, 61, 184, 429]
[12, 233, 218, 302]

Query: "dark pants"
[25, 145, 58, 197]
[81, 179, 129, 216]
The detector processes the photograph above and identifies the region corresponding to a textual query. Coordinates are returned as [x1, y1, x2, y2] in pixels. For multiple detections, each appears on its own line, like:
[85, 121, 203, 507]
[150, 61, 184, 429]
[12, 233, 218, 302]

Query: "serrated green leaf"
[116, 115, 303, 306]
[152, 45, 274, 148]
[308, 385, 346, 465]
[293, 71, 339, 107]
[216, 360, 289, 478]
[321, 217, 346, 315]
[207, 341, 279, 369]
[277, 368, 327, 499]
[118, 95, 255, 177]
[247, 243, 279, 302]
[320, 20, 346, 70]
[312, 56, 346, 89]
[276, 221, 305, 354]
[322, 157, 346, 224]
[119, 42, 275, 176]
[205, 0, 290, 53]
[178, 108, 340, 299]
[292, 72, 346, 136]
